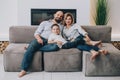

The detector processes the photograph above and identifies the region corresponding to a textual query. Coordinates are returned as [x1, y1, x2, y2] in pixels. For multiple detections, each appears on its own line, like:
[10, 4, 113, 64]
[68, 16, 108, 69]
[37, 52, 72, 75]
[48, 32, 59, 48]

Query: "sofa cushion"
[85, 43, 120, 76]
[9, 26, 37, 43]
[44, 48, 82, 72]
[3, 43, 42, 72]
[81, 26, 111, 43]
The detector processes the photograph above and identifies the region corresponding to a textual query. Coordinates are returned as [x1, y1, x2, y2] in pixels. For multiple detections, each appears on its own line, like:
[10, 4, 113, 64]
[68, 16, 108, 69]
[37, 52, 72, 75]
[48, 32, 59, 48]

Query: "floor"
[0, 54, 120, 80]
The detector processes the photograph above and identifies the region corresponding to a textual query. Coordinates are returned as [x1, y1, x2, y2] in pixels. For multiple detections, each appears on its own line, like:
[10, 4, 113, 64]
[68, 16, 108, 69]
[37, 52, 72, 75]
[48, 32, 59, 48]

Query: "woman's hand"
[84, 34, 91, 42]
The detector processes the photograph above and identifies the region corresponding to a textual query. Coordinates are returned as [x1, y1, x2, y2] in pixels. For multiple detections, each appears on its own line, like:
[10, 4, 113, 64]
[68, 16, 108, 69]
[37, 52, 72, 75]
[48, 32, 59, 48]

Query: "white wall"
[0, 0, 17, 40]
[0, 0, 120, 41]
[108, 0, 120, 40]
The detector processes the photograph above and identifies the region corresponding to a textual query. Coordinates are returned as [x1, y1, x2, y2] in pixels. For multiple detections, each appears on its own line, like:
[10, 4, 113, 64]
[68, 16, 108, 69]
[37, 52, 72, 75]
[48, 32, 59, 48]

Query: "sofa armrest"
[9, 26, 37, 43]
[81, 25, 112, 43]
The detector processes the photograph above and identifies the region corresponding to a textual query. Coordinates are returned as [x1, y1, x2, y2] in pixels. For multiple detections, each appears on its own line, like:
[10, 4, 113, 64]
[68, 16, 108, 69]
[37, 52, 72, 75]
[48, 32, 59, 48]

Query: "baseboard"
[0, 34, 9, 41]
[111, 34, 120, 41]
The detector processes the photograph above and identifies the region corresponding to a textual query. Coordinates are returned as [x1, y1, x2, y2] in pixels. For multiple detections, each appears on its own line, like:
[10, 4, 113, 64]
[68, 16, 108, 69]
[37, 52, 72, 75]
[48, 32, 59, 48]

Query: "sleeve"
[34, 21, 46, 36]
[74, 24, 88, 36]
[62, 28, 68, 40]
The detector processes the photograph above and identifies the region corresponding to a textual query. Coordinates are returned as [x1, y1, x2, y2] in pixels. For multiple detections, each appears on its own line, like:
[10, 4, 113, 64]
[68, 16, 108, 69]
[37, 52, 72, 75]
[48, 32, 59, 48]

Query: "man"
[18, 11, 64, 77]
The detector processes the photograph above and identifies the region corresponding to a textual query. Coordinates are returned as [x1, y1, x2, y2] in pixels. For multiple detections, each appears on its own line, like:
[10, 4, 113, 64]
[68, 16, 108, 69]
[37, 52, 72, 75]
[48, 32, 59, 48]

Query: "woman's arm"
[84, 34, 91, 42]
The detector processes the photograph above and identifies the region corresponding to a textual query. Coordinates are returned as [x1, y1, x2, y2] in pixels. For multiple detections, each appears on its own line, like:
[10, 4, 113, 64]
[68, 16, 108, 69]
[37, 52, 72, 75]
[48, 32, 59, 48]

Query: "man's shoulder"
[41, 20, 52, 24]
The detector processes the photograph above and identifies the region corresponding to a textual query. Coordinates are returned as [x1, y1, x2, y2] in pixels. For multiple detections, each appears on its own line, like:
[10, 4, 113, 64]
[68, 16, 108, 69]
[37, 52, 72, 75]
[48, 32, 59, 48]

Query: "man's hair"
[51, 24, 60, 29]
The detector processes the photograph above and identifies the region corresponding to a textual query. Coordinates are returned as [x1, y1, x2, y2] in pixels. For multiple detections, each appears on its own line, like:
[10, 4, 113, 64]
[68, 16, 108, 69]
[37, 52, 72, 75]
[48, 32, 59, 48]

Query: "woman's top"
[63, 24, 88, 41]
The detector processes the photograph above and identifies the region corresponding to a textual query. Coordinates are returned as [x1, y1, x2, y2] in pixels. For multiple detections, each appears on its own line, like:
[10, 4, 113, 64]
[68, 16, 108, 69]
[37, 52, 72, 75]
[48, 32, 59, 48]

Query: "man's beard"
[55, 19, 62, 23]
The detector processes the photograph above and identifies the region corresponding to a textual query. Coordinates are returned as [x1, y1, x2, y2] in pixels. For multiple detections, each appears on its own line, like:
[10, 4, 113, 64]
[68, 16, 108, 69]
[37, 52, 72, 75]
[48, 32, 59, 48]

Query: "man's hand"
[35, 34, 43, 45]
[37, 38, 43, 45]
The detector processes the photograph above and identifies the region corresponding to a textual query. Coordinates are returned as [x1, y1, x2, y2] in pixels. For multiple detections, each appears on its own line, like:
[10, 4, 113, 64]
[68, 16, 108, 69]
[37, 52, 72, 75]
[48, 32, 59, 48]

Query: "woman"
[62, 12, 108, 60]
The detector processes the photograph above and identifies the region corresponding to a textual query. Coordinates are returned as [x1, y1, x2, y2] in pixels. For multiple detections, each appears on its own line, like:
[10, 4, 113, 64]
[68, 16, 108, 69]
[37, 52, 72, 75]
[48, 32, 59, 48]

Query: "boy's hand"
[56, 41, 63, 45]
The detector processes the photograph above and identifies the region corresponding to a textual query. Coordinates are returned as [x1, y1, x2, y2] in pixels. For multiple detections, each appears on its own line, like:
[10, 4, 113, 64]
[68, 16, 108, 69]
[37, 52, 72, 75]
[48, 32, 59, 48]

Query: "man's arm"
[34, 21, 46, 44]
[35, 34, 43, 45]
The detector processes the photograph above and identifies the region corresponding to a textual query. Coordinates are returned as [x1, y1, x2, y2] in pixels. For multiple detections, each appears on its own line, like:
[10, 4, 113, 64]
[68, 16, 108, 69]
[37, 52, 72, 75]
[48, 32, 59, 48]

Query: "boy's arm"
[48, 34, 57, 44]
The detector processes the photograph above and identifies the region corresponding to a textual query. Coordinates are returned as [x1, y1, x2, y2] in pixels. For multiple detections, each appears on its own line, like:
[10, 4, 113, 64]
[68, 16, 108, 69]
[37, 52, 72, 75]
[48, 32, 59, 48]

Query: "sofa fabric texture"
[9, 26, 37, 43]
[85, 43, 120, 76]
[44, 49, 82, 72]
[4, 25, 120, 76]
[82, 26, 111, 43]
[4, 43, 42, 72]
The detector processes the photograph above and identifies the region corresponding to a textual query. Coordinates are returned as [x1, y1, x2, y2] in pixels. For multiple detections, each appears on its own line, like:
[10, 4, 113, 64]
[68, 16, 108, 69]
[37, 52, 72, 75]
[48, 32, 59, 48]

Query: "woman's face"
[65, 16, 72, 26]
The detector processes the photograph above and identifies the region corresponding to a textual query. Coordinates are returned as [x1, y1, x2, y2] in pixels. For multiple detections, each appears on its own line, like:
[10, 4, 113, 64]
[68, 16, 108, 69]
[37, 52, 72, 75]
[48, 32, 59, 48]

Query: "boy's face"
[52, 26, 60, 35]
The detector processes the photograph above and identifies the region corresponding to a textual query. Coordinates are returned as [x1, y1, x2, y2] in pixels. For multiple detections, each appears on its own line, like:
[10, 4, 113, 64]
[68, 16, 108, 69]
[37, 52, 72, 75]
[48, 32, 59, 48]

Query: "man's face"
[54, 11, 63, 23]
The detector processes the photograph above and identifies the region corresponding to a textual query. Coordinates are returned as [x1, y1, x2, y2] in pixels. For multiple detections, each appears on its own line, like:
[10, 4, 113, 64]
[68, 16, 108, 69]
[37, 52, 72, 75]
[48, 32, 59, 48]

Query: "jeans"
[21, 37, 59, 71]
[62, 34, 85, 49]
[77, 44, 99, 52]
[40, 43, 59, 52]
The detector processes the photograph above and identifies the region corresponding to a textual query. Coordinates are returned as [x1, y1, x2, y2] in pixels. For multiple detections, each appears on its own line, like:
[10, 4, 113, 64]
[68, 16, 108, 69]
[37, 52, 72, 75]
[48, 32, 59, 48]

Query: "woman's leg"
[77, 44, 99, 52]
[90, 50, 100, 60]
[62, 35, 85, 49]
[77, 45, 100, 60]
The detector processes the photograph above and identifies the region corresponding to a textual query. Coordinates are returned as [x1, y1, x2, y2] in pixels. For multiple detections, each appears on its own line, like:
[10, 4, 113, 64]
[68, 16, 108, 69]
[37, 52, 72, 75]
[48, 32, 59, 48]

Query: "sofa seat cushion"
[3, 43, 42, 72]
[44, 48, 82, 72]
[85, 43, 120, 76]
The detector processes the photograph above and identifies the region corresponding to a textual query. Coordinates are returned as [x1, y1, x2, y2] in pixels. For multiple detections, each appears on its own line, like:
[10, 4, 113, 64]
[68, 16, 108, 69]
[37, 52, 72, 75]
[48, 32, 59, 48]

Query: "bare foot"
[90, 50, 100, 60]
[90, 40, 102, 46]
[24, 46, 27, 50]
[99, 50, 108, 55]
[18, 70, 26, 78]
[98, 43, 102, 48]
[86, 40, 102, 46]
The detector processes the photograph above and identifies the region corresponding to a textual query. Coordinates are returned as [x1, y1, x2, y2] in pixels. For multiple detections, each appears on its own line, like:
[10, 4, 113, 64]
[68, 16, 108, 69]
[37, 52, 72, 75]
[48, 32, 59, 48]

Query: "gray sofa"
[3, 25, 120, 76]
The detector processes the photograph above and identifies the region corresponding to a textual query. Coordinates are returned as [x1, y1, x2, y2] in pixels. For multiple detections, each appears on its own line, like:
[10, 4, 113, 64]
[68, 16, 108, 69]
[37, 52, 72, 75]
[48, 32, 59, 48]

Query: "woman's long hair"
[63, 12, 74, 26]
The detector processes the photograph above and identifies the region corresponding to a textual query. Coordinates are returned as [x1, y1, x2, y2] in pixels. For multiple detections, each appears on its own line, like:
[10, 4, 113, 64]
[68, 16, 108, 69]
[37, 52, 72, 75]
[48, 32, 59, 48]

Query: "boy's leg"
[40, 43, 59, 52]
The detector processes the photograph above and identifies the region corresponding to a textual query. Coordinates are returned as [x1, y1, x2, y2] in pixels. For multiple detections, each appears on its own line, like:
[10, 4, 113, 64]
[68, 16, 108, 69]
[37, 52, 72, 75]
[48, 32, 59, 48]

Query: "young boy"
[48, 24, 67, 48]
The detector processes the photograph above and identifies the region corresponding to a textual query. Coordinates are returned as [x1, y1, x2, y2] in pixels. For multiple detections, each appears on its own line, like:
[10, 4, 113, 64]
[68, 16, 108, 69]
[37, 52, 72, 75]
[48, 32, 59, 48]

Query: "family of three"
[18, 11, 108, 77]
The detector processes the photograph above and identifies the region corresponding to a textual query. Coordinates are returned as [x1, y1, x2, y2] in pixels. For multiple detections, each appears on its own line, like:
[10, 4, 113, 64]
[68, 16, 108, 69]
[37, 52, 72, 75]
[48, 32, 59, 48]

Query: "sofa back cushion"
[9, 25, 111, 43]
[81, 25, 111, 43]
[9, 26, 37, 43]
